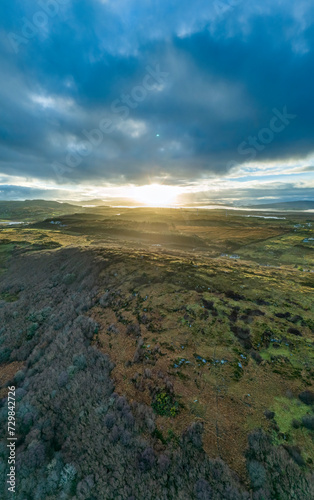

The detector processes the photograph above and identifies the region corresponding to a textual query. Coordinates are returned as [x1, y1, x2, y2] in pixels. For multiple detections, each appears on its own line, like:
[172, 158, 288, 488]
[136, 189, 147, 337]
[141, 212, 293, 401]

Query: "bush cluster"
[151, 391, 179, 417]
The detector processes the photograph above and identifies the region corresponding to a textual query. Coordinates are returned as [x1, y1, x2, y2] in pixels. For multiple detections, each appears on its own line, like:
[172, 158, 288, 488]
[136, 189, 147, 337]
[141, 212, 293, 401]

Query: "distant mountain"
[0, 199, 84, 222]
[64, 199, 131, 207]
[63, 199, 105, 206]
[71, 198, 140, 207]
[0, 199, 74, 207]
[23, 199, 79, 208]
[246, 201, 314, 210]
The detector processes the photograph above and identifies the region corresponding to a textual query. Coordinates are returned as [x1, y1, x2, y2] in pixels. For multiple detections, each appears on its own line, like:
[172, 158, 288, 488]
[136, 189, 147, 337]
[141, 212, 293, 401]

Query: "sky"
[0, 0, 313, 205]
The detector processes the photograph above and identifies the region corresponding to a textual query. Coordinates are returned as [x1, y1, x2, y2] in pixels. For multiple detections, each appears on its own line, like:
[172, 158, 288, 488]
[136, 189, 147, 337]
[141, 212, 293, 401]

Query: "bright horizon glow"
[129, 184, 182, 207]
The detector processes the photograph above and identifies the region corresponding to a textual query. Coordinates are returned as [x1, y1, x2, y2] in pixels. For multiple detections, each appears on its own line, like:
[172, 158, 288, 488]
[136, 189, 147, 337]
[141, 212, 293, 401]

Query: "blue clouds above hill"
[0, 0, 313, 200]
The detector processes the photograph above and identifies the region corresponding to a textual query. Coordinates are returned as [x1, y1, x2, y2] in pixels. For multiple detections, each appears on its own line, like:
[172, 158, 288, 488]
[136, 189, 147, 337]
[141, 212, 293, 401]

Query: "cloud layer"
[0, 0, 313, 201]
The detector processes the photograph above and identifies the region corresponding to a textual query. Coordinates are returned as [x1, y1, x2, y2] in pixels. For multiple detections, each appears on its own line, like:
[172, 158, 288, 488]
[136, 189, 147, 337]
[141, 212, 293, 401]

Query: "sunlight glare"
[129, 184, 181, 207]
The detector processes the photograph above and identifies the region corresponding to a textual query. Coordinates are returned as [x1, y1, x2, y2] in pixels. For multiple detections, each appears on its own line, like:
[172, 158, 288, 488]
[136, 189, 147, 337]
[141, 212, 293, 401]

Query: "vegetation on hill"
[0, 200, 83, 224]
[0, 207, 313, 498]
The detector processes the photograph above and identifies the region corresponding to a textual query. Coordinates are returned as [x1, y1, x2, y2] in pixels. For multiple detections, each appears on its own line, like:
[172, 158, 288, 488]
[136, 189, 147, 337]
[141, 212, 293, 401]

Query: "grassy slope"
[0, 207, 313, 481]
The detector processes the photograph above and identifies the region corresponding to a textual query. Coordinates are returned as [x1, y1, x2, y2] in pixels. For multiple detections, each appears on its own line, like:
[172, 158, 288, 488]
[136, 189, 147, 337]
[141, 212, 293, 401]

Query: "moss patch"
[272, 397, 311, 434]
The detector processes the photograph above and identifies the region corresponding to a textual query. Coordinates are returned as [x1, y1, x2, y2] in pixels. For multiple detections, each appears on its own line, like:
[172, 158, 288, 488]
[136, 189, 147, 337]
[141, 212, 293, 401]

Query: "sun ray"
[128, 184, 181, 207]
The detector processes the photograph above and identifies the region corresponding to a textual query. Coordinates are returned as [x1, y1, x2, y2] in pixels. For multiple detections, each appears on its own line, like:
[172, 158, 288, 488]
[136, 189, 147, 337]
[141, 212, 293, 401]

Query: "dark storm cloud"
[0, 184, 70, 201]
[177, 183, 314, 206]
[0, 0, 314, 188]
[299, 166, 314, 172]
